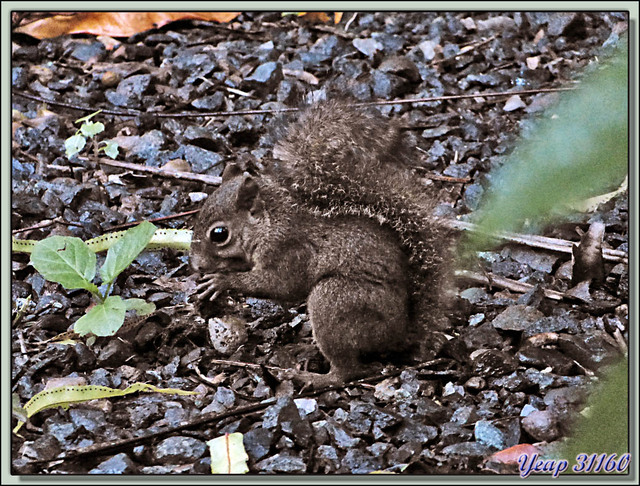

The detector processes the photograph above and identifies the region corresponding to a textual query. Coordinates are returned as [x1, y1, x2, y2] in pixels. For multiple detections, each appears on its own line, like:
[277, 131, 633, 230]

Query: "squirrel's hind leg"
[302, 277, 410, 386]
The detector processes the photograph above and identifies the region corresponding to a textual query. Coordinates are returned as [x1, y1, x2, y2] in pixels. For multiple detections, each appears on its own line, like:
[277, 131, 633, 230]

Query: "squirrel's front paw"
[194, 273, 227, 301]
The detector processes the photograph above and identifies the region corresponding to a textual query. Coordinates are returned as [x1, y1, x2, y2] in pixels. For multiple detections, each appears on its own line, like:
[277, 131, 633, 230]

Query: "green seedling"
[65, 109, 119, 159]
[29, 221, 157, 337]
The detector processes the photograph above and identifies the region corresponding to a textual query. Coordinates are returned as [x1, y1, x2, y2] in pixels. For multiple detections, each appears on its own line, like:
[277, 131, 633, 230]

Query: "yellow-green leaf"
[13, 382, 197, 434]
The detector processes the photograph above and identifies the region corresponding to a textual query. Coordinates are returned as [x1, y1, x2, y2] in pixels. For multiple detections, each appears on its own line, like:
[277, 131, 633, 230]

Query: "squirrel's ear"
[236, 173, 260, 211]
[222, 163, 243, 182]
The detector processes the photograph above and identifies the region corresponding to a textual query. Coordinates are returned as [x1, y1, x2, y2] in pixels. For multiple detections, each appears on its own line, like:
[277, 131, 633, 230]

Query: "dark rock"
[182, 145, 224, 174]
[472, 349, 519, 377]
[262, 396, 313, 447]
[462, 183, 484, 211]
[134, 321, 161, 349]
[243, 427, 274, 461]
[521, 409, 560, 442]
[244, 62, 283, 95]
[108, 74, 152, 107]
[130, 402, 161, 428]
[341, 448, 383, 474]
[396, 420, 438, 444]
[440, 422, 472, 446]
[153, 436, 207, 464]
[191, 92, 225, 111]
[523, 313, 581, 338]
[254, 452, 306, 473]
[557, 331, 620, 369]
[547, 12, 585, 37]
[522, 368, 556, 390]
[516, 346, 576, 375]
[69, 408, 105, 434]
[441, 441, 493, 459]
[492, 305, 545, 332]
[370, 70, 408, 99]
[322, 420, 361, 449]
[23, 435, 61, 462]
[416, 398, 451, 425]
[190, 457, 211, 474]
[474, 419, 505, 450]
[490, 371, 528, 392]
[70, 41, 106, 62]
[450, 405, 478, 426]
[378, 56, 420, 82]
[96, 339, 134, 367]
[506, 248, 560, 273]
[88, 453, 139, 474]
[314, 445, 339, 473]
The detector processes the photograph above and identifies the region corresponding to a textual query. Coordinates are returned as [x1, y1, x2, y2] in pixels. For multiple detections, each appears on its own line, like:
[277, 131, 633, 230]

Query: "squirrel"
[189, 99, 453, 388]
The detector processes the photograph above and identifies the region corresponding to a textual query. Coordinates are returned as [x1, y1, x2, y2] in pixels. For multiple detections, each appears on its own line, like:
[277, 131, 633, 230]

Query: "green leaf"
[101, 140, 119, 159]
[30, 236, 99, 293]
[65, 133, 86, 159]
[123, 298, 156, 316]
[100, 221, 157, 285]
[73, 295, 126, 336]
[208, 433, 249, 474]
[80, 120, 105, 138]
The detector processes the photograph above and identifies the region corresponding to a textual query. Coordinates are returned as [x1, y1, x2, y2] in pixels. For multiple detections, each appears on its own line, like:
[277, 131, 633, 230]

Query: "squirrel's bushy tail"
[270, 100, 454, 336]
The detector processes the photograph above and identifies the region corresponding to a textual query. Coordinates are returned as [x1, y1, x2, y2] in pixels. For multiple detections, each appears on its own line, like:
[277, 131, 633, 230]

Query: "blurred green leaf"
[80, 120, 105, 137]
[561, 358, 628, 459]
[74, 109, 102, 124]
[469, 44, 627, 250]
[123, 298, 155, 316]
[64, 133, 86, 159]
[101, 139, 119, 158]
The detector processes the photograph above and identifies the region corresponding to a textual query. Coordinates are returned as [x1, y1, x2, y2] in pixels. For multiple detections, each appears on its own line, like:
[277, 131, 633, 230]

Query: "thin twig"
[425, 174, 471, 184]
[455, 269, 565, 301]
[447, 220, 627, 264]
[77, 156, 223, 185]
[432, 35, 498, 65]
[14, 87, 578, 119]
[106, 210, 200, 231]
[344, 12, 358, 31]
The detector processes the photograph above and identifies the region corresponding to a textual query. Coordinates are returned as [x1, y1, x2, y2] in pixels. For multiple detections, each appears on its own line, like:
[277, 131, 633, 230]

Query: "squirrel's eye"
[208, 225, 230, 244]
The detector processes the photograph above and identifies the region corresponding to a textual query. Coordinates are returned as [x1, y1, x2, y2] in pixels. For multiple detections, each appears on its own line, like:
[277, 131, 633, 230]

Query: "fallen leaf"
[486, 443, 540, 465]
[15, 12, 241, 39]
[504, 95, 526, 112]
[301, 12, 331, 23]
[568, 175, 628, 213]
[161, 159, 191, 173]
[526, 56, 540, 70]
[208, 433, 249, 474]
[533, 28, 545, 44]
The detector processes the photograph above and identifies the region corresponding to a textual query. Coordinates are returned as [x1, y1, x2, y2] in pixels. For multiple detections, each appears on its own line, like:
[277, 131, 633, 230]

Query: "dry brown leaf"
[334, 12, 343, 24]
[300, 12, 331, 23]
[14, 12, 241, 39]
[486, 443, 540, 465]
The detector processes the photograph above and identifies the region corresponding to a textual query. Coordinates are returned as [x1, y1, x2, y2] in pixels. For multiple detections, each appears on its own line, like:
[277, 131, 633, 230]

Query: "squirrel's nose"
[190, 253, 205, 273]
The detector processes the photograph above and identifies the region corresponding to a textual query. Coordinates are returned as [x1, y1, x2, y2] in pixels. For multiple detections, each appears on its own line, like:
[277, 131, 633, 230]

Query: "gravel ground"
[11, 11, 629, 475]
